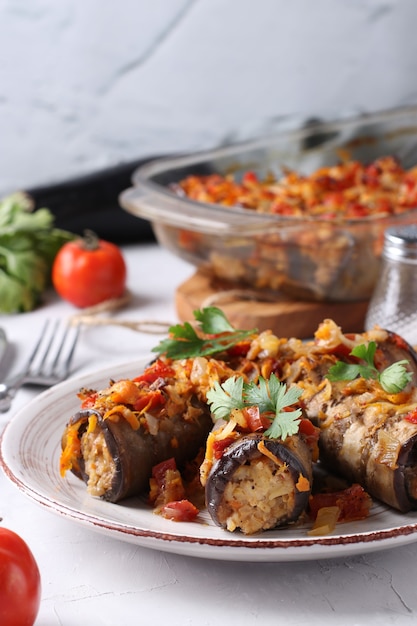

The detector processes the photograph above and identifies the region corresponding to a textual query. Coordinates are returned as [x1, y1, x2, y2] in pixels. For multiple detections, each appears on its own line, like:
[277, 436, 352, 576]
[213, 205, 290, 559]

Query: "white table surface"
[1, 242, 417, 626]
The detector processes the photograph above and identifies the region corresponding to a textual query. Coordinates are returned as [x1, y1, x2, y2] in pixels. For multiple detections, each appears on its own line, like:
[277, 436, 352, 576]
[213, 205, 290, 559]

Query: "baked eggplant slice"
[59, 358, 218, 503]
[205, 433, 313, 534]
[296, 323, 417, 512]
[303, 375, 417, 512]
[61, 400, 212, 503]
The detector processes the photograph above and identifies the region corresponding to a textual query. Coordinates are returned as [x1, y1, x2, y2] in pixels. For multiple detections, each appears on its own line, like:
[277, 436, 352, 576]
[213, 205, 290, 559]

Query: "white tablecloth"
[1, 243, 416, 626]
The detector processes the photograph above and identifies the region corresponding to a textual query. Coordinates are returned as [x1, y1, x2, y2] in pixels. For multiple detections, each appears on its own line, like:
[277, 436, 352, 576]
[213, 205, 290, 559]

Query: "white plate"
[2, 358, 417, 562]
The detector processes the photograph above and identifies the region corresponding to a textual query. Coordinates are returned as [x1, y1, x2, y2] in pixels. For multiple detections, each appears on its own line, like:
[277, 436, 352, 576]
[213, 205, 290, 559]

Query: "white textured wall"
[1, 0, 416, 192]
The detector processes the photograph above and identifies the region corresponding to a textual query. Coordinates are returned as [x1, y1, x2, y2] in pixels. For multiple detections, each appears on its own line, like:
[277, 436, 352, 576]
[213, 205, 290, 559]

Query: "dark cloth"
[27, 158, 158, 244]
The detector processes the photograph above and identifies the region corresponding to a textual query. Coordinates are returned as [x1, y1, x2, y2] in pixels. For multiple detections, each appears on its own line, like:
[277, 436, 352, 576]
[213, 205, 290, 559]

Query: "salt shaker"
[365, 225, 417, 345]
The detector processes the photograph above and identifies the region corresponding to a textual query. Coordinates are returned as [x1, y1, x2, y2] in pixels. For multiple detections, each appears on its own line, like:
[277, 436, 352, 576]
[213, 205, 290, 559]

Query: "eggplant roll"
[61, 401, 212, 503]
[205, 433, 312, 534]
[289, 321, 417, 512]
[59, 357, 236, 503]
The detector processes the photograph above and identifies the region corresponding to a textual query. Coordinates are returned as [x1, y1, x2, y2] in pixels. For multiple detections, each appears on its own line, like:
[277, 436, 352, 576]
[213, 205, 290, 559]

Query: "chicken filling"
[81, 429, 116, 497]
[217, 456, 296, 534]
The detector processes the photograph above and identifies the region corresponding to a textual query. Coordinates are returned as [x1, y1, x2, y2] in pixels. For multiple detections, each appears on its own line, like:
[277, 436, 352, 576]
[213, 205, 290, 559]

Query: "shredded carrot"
[103, 405, 140, 430]
[86, 413, 97, 434]
[257, 440, 283, 466]
[59, 425, 81, 476]
[296, 474, 310, 493]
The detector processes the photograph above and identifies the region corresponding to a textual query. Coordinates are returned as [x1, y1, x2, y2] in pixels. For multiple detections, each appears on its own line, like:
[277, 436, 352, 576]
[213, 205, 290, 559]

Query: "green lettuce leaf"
[0, 192, 75, 313]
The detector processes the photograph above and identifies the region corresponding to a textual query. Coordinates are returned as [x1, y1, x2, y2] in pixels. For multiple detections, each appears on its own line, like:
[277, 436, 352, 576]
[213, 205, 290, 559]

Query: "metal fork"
[0, 320, 80, 413]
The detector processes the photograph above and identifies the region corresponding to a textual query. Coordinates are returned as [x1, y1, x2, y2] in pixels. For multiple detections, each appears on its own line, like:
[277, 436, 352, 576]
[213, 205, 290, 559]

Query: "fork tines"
[27, 320, 80, 381]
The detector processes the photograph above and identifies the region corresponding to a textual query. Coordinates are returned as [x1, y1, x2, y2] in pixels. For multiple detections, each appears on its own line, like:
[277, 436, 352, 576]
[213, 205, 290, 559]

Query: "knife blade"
[0, 328, 10, 414]
[0, 328, 7, 367]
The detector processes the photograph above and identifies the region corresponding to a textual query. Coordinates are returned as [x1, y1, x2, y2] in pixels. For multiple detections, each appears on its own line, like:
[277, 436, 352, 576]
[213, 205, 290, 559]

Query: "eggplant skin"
[62, 398, 213, 503]
[377, 331, 417, 381]
[205, 433, 312, 534]
[300, 330, 417, 513]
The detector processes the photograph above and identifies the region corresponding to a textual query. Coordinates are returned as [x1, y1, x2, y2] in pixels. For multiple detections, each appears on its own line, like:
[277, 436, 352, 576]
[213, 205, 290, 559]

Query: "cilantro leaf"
[265, 408, 302, 440]
[327, 341, 413, 393]
[379, 360, 413, 393]
[206, 377, 245, 420]
[326, 360, 377, 383]
[193, 307, 235, 334]
[262, 375, 303, 440]
[351, 341, 376, 367]
[243, 376, 275, 413]
[153, 321, 204, 359]
[206, 372, 303, 440]
[151, 307, 257, 359]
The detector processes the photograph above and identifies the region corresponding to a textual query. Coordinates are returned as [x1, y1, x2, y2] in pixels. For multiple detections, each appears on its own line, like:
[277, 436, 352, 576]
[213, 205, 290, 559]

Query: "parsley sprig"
[206, 374, 303, 440]
[326, 341, 413, 393]
[152, 307, 257, 360]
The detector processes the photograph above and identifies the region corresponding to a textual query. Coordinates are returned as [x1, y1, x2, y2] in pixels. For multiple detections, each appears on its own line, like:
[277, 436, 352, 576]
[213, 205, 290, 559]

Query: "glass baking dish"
[119, 106, 417, 302]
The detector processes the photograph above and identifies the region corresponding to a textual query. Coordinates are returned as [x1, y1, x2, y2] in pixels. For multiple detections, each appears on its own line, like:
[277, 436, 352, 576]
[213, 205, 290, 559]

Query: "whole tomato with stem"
[52, 230, 127, 308]
[0, 527, 41, 626]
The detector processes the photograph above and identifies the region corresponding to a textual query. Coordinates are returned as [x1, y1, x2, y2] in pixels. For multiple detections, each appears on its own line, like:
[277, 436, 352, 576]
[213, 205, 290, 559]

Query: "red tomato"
[161, 500, 200, 522]
[405, 407, 417, 424]
[242, 406, 270, 432]
[0, 528, 41, 626]
[52, 230, 127, 308]
[152, 458, 178, 488]
[133, 390, 165, 413]
[133, 360, 175, 384]
[309, 484, 372, 522]
[212, 436, 237, 459]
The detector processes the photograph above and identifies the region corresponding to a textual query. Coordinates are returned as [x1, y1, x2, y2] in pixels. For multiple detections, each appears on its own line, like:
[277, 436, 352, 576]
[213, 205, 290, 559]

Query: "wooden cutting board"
[175, 270, 370, 339]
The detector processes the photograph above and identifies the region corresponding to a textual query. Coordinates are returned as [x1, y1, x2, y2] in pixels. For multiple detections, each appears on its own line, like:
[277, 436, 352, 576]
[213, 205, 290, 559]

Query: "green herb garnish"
[206, 373, 303, 440]
[326, 341, 412, 393]
[0, 192, 75, 313]
[152, 307, 257, 359]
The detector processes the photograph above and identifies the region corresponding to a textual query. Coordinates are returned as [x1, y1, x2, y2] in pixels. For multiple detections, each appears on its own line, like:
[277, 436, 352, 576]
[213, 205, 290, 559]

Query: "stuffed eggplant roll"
[201, 373, 317, 534]
[204, 432, 313, 534]
[61, 401, 212, 503]
[293, 320, 417, 512]
[60, 356, 237, 502]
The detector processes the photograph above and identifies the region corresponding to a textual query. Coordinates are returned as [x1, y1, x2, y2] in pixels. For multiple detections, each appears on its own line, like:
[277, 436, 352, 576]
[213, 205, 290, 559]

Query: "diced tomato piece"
[213, 436, 237, 459]
[323, 191, 344, 207]
[150, 459, 186, 508]
[374, 198, 392, 214]
[226, 341, 252, 357]
[133, 389, 165, 413]
[389, 333, 409, 351]
[309, 484, 372, 522]
[242, 406, 271, 432]
[346, 203, 369, 218]
[320, 211, 338, 220]
[161, 500, 200, 522]
[152, 458, 177, 488]
[315, 174, 342, 191]
[299, 418, 319, 439]
[298, 418, 320, 460]
[178, 229, 201, 251]
[133, 360, 175, 384]
[328, 342, 355, 359]
[362, 164, 381, 187]
[405, 407, 417, 424]
[242, 171, 259, 185]
[270, 201, 296, 215]
[80, 393, 98, 409]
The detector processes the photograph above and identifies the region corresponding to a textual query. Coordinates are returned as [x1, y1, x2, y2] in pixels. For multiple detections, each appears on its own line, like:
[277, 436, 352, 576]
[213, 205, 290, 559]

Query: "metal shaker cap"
[383, 225, 417, 261]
